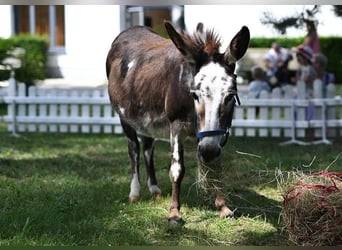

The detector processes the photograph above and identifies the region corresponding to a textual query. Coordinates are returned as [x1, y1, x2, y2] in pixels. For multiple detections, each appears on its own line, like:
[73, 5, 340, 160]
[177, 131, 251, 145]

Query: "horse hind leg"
[121, 120, 141, 203]
[142, 136, 161, 200]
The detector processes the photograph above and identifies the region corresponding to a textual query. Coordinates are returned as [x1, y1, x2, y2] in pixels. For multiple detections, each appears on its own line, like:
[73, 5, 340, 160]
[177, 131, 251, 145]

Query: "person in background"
[303, 20, 320, 54]
[312, 53, 335, 97]
[293, 45, 317, 123]
[292, 45, 316, 98]
[248, 65, 271, 98]
[264, 42, 292, 87]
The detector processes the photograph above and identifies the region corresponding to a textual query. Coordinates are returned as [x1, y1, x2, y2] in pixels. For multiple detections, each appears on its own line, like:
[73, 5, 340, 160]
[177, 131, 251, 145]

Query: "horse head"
[165, 22, 250, 163]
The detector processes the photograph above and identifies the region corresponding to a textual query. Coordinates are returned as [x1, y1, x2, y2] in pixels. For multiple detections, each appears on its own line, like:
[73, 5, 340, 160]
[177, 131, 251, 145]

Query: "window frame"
[13, 5, 66, 54]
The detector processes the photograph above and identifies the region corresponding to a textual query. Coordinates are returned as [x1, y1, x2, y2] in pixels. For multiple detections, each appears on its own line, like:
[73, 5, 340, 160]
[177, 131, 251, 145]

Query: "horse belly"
[122, 111, 170, 139]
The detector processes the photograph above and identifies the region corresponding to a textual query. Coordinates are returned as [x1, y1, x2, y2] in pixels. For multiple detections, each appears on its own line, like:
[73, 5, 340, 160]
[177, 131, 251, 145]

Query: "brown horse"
[106, 21, 250, 225]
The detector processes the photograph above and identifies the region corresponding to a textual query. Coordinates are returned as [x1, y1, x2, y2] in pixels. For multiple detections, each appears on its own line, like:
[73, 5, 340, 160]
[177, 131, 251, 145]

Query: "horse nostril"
[198, 145, 221, 162]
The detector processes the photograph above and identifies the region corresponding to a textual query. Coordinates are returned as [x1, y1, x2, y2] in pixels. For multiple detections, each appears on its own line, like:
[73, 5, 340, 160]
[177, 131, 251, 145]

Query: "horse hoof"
[220, 206, 234, 218]
[153, 193, 162, 200]
[129, 196, 139, 203]
[168, 217, 185, 227]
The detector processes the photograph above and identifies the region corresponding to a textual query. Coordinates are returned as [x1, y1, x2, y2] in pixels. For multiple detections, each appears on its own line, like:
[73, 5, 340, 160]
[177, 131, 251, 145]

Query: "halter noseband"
[196, 128, 230, 147]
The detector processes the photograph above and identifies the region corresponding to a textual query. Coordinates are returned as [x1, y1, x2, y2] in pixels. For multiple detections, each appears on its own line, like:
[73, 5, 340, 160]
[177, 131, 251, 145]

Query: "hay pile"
[195, 160, 230, 203]
[279, 171, 342, 246]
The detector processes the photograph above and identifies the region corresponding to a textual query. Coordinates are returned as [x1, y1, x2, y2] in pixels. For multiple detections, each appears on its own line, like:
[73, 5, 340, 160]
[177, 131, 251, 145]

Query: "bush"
[0, 37, 14, 81]
[250, 36, 342, 83]
[249, 37, 304, 48]
[0, 35, 48, 86]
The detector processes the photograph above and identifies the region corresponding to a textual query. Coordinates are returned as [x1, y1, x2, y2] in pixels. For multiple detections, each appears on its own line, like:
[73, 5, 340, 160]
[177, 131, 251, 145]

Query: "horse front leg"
[215, 192, 234, 218]
[168, 127, 185, 226]
[198, 159, 234, 218]
[213, 163, 234, 218]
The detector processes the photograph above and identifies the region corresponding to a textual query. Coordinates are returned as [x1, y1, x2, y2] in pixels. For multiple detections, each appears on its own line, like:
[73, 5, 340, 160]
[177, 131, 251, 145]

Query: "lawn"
[0, 122, 341, 246]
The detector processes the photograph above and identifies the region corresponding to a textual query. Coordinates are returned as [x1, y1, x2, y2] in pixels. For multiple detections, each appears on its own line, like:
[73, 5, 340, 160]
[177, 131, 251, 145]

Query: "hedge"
[0, 35, 48, 86]
[249, 36, 342, 83]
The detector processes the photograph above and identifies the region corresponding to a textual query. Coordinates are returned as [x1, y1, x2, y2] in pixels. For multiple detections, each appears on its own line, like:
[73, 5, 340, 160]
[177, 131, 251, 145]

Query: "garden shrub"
[0, 35, 48, 86]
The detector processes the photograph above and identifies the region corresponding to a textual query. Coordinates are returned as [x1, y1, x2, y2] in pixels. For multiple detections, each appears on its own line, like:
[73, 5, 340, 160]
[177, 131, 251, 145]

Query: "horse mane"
[180, 29, 222, 61]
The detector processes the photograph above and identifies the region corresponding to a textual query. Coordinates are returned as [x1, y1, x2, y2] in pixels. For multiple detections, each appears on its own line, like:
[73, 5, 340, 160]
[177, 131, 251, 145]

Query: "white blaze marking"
[118, 106, 125, 115]
[172, 135, 180, 161]
[127, 60, 135, 70]
[129, 173, 140, 198]
[195, 62, 234, 133]
[170, 162, 182, 182]
[170, 135, 182, 182]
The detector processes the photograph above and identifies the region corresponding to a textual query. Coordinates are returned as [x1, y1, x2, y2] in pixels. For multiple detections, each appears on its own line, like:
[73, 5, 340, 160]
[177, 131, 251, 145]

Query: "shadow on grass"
[0, 133, 291, 245]
[0, 155, 286, 245]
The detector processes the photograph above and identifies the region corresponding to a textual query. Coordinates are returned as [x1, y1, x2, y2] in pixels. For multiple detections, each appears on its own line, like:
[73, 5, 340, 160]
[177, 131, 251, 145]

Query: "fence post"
[259, 90, 269, 137]
[81, 90, 90, 133]
[28, 85, 37, 132]
[325, 84, 336, 137]
[283, 84, 295, 137]
[92, 89, 101, 133]
[17, 83, 26, 132]
[246, 92, 256, 136]
[59, 89, 68, 133]
[70, 90, 79, 133]
[296, 81, 306, 138]
[271, 87, 281, 137]
[313, 79, 323, 138]
[7, 74, 19, 136]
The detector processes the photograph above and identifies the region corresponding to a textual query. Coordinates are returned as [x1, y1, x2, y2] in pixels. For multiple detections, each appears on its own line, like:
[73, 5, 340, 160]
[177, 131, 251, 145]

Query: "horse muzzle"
[197, 143, 221, 163]
[196, 128, 230, 163]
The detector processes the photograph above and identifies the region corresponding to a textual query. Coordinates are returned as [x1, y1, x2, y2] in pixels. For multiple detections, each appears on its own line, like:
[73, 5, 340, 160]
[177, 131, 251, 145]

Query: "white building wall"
[48, 5, 121, 82]
[0, 5, 13, 38]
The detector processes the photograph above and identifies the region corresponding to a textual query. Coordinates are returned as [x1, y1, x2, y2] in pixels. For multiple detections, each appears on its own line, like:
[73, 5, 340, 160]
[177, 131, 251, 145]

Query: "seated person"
[248, 65, 271, 98]
[264, 42, 292, 87]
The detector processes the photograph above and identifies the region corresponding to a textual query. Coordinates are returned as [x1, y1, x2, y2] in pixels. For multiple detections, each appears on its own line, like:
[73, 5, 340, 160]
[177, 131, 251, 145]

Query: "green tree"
[261, 5, 341, 35]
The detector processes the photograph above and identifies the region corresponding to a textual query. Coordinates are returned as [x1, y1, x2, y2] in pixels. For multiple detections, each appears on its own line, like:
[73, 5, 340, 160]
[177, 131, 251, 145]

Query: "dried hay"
[195, 159, 229, 203]
[278, 170, 342, 246]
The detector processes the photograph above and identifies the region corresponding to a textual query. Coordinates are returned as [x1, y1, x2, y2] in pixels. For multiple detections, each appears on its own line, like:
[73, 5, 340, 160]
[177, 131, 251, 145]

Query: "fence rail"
[1, 77, 342, 145]
[2, 77, 123, 134]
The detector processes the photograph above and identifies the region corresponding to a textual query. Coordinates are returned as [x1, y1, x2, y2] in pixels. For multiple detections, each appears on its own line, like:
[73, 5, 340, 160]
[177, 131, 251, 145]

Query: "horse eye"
[191, 92, 199, 102]
[190, 90, 200, 102]
[224, 94, 234, 105]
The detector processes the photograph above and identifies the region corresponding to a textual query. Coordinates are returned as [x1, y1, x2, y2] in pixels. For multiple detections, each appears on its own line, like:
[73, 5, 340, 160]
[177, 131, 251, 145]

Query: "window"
[122, 5, 184, 36]
[14, 5, 65, 53]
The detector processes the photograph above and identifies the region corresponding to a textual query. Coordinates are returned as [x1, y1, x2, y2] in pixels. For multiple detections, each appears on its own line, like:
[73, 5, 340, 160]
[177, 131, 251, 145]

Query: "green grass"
[0, 123, 341, 246]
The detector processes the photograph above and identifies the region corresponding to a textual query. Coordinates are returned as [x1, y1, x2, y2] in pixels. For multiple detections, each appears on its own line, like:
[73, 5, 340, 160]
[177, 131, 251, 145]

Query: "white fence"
[1, 77, 342, 145]
[2, 78, 122, 135]
[234, 80, 342, 145]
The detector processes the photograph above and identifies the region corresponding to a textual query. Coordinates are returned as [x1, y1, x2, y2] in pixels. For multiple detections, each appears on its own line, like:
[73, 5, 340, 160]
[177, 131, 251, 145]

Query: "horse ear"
[224, 26, 250, 64]
[164, 21, 196, 63]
